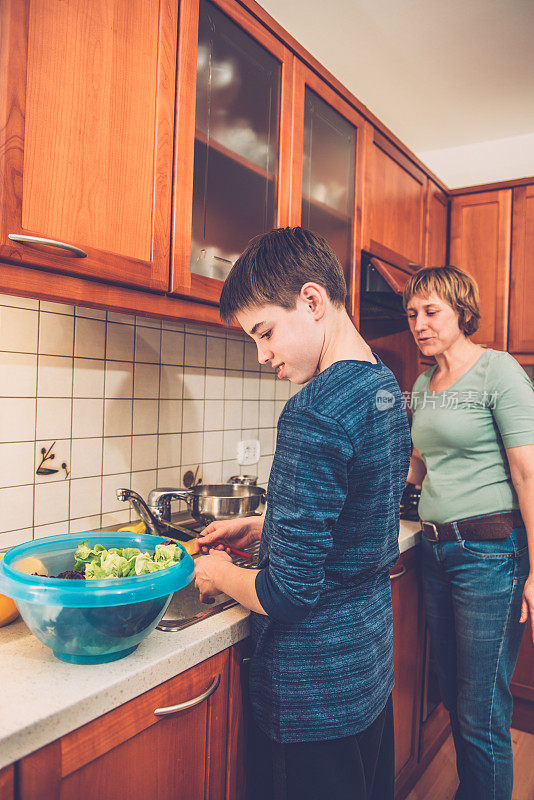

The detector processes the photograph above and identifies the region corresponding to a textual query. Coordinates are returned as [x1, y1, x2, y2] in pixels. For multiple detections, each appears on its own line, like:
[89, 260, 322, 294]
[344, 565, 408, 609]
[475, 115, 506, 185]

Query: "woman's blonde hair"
[402, 265, 480, 336]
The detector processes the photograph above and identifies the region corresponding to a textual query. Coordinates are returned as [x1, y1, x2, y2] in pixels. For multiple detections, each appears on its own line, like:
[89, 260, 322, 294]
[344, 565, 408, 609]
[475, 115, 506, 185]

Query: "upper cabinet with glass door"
[171, 0, 293, 302]
[0, 0, 178, 290]
[288, 61, 366, 318]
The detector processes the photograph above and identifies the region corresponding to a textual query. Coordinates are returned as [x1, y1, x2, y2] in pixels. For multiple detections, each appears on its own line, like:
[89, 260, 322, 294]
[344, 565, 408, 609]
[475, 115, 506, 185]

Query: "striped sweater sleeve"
[255, 408, 355, 623]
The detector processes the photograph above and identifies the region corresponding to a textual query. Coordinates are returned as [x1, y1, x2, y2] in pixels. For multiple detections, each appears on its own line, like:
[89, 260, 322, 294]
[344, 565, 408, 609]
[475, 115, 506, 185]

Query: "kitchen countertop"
[0, 520, 420, 771]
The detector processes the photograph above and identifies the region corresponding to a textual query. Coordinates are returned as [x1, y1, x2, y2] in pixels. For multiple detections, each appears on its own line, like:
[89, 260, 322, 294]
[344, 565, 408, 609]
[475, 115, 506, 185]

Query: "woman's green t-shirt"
[411, 349, 534, 524]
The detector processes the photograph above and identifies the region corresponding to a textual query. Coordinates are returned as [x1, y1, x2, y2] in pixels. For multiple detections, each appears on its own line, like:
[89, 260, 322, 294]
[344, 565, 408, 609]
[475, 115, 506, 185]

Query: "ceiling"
[260, 0, 534, 185]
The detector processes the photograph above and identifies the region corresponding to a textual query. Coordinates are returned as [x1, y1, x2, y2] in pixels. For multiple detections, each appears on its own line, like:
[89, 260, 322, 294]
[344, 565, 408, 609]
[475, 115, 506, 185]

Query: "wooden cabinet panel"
[425, 183, 448, 267]
[364, 129, 427, 268]
[511, 631, 534, 735]
[171, 0, 293, 303]
[391, 547, 424, 795]
[449, 190, 512, 350]
[17, 651, 229, 800]
[225, 639, 252, 800]
[509, 184, 534, 353]
[0, 766, 14, 800]
[1, 0, 178, 291]
[511, 632, 534, 703]
[289, 60, 366, 318]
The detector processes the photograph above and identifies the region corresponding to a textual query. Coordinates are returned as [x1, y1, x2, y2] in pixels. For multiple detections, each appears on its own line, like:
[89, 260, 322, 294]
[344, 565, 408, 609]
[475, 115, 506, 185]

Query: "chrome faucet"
[115, 488, 170, 536]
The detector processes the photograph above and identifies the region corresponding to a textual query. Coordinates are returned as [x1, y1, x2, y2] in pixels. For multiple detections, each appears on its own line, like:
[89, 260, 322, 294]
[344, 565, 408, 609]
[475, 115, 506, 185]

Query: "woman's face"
[405, 292, 465, 356]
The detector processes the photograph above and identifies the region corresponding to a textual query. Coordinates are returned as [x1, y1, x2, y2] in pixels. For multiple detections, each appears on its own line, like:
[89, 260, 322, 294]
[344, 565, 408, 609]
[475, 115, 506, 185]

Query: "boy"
[194, 227, 411, 800]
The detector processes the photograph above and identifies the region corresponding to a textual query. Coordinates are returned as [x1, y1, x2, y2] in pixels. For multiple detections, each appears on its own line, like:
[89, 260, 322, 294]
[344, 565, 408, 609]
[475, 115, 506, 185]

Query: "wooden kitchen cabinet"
[508, 184, 534, 353]
[288, 59, 366, 318]
[511, 632, 534, 735]
[391, 546, 425, 798]
[225, 639, 252, 800]
[363, 128, 427, 269]
[0, 766, 14, 800]
[171, 0, 293, 302]
[425, 182, 448, 267]
[449, 190, 512, 350]
[17, 650, 229, 800]
[1, 0, 178, 292]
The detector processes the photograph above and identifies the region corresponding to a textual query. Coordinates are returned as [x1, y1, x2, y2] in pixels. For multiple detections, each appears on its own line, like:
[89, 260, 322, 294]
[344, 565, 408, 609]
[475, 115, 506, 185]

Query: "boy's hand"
[194, 549, 232, 603]
[194, 516, 262, 554]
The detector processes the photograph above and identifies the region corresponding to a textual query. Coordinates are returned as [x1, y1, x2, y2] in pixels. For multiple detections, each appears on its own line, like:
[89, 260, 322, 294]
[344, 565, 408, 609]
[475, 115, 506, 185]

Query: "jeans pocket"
[460, 527, 527, 559]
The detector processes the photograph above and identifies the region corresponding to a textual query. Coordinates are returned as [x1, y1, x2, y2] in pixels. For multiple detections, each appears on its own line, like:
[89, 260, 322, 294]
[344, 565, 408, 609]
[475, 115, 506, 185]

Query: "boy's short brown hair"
[219, 227, 347, 324]
[403, 265, 481, 336]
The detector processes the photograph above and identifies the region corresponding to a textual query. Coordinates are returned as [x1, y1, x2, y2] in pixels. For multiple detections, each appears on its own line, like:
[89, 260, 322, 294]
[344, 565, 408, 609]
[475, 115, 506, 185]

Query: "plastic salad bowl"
[0, 532, 194, 664]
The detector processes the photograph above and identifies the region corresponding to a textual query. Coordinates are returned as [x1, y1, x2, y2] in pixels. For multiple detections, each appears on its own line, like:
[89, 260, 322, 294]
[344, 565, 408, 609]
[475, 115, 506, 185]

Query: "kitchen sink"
[156, 580, 238, 631]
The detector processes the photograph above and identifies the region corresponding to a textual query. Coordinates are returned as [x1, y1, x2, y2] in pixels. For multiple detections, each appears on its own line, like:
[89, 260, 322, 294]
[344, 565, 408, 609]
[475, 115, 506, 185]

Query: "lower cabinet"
[17, 650, 229, 800]
[511, 632, 534, 734]
[391, 547, 425, 798]
[0, 765, 14, 800]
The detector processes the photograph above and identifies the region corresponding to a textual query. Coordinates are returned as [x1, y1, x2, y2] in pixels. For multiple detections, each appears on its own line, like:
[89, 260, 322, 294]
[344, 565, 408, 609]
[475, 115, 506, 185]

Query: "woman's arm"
[194, 549, 267, 613]
[406, 448, 427, 486]
[506, 443, 534, 641]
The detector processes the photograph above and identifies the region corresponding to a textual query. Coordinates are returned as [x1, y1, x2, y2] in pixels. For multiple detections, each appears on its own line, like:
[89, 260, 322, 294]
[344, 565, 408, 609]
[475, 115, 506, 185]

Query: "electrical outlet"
[237, 439, 260, 466]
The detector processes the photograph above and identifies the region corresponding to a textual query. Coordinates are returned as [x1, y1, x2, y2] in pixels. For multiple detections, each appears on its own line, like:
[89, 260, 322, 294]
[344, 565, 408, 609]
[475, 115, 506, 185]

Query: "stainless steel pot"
[148, 484, 265, 522]
[227, 475, 258, 485]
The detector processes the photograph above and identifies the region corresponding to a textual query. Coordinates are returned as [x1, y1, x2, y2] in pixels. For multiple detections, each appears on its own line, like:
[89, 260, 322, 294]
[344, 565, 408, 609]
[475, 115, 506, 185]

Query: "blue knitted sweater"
[251, 357, 411, 743]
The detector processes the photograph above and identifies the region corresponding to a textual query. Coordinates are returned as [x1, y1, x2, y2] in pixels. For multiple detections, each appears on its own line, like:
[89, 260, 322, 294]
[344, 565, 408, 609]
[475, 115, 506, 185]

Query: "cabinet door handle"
[153, 674, 221, 716]
[8, 234, 87, 258]
[390, 565, 406, 581]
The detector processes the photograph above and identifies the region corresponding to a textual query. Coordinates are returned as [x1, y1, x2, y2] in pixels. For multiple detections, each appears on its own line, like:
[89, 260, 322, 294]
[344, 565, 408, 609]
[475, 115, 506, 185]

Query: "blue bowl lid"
[0, 532, 195, 607]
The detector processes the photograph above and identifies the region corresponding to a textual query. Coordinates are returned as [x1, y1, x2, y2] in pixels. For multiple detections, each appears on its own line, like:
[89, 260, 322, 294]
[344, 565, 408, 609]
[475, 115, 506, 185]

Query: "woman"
[404, 265, 534, 800]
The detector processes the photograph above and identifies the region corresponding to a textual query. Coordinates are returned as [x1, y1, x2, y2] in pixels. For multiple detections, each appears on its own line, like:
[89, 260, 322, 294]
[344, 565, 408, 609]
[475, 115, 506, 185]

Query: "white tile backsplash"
[39, 312, 74, 357]
[134, 326, 161, 363]
[0, 442, 35, 488]
[104, 361, 133, 399]
[37, 355, 73, 397]
[72, 398, 104, 438]
[0, 398, 36, 442]
[0, 485, 34, 532]
[70, 438, 103, 479]
[0, 294, 39, 310]
[0, 352, 37, 397]
[0, 306, 39, 352]
[103, 436, 132, 475]
[74, 317, 106, 359]
[106, 322, 135, 362]
[133, 399, 159, 435]
[34, 480, 69, 527]
[36, 397, 72, 440]
[104, 399, 133, 437]
[73, 358, 105, 398]
[131, 435, 158, 472]
[0, 295, 280, 543]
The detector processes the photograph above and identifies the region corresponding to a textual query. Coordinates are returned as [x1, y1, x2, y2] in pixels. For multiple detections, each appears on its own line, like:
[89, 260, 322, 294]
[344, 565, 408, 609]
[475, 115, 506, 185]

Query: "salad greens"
[73, 540, 183, 579]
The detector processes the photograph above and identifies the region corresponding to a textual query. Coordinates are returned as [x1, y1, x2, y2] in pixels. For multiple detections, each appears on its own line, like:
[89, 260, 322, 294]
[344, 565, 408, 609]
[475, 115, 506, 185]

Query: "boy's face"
[236, 299, 324, 384]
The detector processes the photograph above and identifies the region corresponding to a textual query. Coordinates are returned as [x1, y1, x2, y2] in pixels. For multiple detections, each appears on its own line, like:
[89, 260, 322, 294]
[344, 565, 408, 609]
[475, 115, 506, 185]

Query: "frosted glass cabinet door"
[301, 88, 356, 289]
[191, 0, 281, 285]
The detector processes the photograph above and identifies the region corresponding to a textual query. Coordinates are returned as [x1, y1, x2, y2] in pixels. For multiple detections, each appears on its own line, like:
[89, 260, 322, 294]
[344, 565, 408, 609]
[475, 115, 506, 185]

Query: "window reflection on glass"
[301, 89, 356, 286]
[191, 0, 281, 282]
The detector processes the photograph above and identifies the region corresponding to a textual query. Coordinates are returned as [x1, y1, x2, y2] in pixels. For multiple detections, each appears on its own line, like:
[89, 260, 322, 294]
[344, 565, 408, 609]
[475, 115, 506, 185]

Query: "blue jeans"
[421, 524, 529, 800]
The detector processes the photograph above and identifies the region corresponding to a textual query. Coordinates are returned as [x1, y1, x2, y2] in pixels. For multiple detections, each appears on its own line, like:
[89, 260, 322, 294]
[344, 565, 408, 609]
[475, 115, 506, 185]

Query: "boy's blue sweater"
[251, 357, 411, 743]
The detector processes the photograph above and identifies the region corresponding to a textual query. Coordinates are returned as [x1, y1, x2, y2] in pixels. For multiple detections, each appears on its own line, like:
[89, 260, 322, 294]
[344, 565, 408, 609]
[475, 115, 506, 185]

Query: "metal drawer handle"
[153, 674, 221, 716]
[8, 234, 87, 258]
[390, 565, 406, 581]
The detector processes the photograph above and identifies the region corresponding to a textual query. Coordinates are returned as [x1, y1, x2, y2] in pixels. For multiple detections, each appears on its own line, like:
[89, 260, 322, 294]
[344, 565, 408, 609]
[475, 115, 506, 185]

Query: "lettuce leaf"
[73, 540, 183, 579]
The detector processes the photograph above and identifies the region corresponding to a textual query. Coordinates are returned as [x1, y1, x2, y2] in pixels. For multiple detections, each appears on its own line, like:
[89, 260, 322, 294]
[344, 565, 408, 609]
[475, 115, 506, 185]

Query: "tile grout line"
[31, 301, 41, 539]
[99, 312, 108, 527]
[66, 307, 76, 533]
